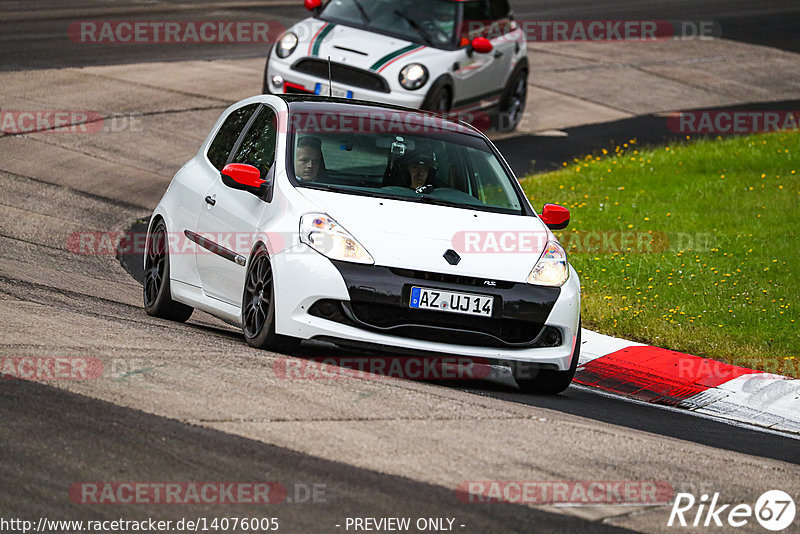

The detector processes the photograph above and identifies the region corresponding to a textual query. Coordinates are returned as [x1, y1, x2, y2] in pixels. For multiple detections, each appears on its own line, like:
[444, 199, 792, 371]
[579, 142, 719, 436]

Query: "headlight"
[276, 32, 298, 59]
[399, 63, 429, 90]
[527, 241, 569, 286]
[299, 213, 374, 264]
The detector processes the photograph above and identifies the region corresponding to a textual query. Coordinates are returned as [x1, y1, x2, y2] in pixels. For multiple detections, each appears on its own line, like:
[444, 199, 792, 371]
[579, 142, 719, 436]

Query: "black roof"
[271, 94, 481, 135]
[274, 93, 423, 113]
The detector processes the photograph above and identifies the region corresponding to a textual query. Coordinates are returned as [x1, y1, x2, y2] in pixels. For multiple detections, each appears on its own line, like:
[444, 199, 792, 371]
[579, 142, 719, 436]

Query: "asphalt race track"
[1, 379, 632, 534]
[2, 0, 798, 70]
[1, 1, 799, 533]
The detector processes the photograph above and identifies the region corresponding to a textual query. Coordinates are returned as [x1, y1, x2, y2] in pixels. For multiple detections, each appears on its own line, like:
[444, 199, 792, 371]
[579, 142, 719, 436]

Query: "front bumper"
[271, 245, 581, 370]
[266, 57, 427, 109]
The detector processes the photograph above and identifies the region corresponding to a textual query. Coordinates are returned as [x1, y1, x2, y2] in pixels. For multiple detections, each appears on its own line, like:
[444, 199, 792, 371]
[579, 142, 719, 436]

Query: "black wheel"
[422, 85, 450, 113]
[242, 246, 300, 352]
[513, 324, 580, 394]
[496, 69, 528, 132]
[143, 220, 194, 322]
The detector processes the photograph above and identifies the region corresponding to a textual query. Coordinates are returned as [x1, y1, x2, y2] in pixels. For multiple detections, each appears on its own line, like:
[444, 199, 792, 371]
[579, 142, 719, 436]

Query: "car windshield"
[287, 105, 524, 215]
[320, 0, 458, 47]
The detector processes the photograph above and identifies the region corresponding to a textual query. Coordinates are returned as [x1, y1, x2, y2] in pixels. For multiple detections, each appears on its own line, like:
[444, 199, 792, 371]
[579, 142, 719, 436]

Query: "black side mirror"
[260, 168, 275, 203]
[221, 163, 275, 202]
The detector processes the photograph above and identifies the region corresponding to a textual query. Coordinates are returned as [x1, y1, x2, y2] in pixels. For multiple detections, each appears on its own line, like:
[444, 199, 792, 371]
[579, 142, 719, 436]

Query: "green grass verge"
[520, 131, 799, 377]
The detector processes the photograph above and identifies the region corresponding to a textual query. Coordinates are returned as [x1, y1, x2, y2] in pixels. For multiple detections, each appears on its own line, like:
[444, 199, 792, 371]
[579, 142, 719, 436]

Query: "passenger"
[295, 136, 326, 182]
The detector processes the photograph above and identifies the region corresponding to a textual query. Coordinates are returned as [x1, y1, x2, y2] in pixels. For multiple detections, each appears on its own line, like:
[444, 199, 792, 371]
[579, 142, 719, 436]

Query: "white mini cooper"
[263, 0, 529, 131]
[144, 95, 580, 392]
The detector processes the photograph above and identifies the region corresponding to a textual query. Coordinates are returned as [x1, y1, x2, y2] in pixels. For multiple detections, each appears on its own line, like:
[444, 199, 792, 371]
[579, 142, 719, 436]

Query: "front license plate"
[409, 287, 494, 317]
[314, 83, 353, 99]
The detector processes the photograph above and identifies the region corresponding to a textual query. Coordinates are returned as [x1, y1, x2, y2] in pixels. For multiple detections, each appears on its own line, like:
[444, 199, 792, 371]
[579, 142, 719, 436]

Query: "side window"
[463, 0, 492, 22]
[491, 0, 511, 20]
[232, 106, 278, 178]
[461, 0, 511, 40]
[207, 103, 259, 171]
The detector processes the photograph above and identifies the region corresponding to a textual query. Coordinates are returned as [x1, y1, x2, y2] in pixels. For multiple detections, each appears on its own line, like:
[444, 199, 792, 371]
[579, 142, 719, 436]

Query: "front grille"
[293, 59, 390, 93]
[350, 301, 541, 345]
[309, 299, 552, 348]
[389, 268, 515, 290]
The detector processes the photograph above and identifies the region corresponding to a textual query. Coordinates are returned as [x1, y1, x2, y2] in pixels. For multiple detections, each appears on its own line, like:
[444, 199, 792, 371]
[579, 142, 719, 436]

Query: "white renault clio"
[144, 95, 580, 393]
[263, 0, 529, 131]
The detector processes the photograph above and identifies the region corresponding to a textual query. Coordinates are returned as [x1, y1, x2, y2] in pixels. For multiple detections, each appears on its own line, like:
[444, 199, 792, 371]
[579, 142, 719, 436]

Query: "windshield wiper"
[392, 10, 432, 45]
[351, 0, 372, 24]
[299, 183, 382, 198]
[300, 183, 480, 210]
[412, 195, 464, 208]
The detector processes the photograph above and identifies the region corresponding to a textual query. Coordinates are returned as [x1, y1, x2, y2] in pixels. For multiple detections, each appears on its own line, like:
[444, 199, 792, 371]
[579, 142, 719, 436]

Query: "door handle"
[205, 195, 216, 206]
[494, 51, 504, 58]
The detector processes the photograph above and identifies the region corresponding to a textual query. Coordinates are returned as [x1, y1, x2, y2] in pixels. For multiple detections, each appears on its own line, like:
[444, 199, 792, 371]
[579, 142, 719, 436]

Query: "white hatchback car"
[263, 0, 529, 131]
[144, 95, 580, 392]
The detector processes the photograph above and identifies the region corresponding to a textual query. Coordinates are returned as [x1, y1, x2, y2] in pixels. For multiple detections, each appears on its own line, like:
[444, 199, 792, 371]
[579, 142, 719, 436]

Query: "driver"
[407, 2, 455, 44]
[429, 3, 455, 41]
[295, 136, 326, 182]
[398, 150, 439, 190]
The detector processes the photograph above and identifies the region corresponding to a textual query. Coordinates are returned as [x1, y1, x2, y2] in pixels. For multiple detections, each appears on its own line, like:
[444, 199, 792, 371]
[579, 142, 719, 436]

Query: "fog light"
[271, 75, 284, 89]
[538, 327, 562, 347]
[545, 330, 559, 346]
[319, 301, 336, 318]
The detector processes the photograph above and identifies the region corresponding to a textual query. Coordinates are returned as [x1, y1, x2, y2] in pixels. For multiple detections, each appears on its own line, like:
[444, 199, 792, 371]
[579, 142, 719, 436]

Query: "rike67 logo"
[669, 490, 796, 531]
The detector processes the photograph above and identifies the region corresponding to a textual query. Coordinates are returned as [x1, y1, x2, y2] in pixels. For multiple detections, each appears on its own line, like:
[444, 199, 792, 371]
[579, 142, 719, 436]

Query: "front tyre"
[143, 220, 194, 322]
[496, 68, 528, 132]
[422, 85, 451, 113]
[242, 246, 300, 353]
[513, 325, 580, 394]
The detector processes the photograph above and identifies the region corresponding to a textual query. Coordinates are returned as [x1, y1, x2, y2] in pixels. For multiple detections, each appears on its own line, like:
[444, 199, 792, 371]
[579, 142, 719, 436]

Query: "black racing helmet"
[398, 149, 439, 173]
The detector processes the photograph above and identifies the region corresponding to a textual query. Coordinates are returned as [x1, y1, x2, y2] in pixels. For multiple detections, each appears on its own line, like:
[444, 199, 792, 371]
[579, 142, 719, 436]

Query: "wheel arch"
[247, 239, 271, 266]
[144, 211, 169, 271]
[505, 56, 529, 88]
[421, 74, 454, 111]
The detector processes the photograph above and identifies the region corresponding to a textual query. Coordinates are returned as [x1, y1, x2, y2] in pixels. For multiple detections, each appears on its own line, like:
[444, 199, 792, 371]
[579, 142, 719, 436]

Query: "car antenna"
[327, 56, 333, 96]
